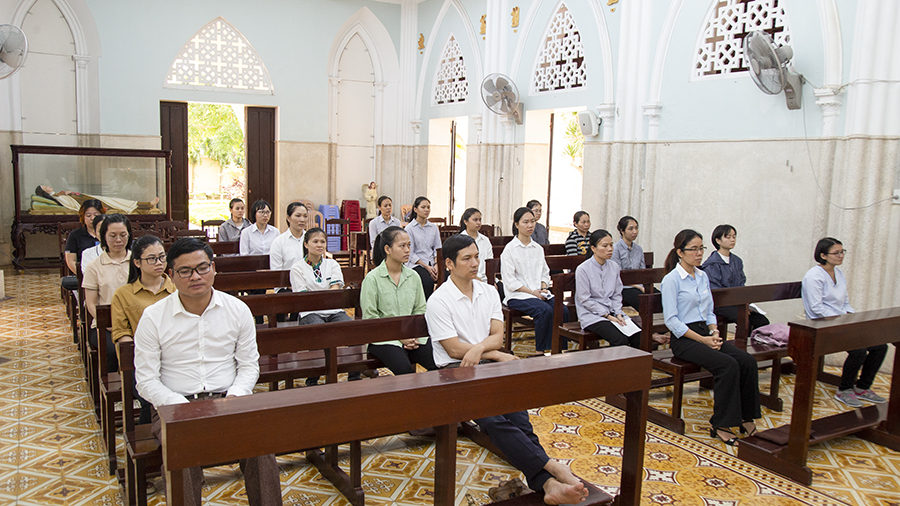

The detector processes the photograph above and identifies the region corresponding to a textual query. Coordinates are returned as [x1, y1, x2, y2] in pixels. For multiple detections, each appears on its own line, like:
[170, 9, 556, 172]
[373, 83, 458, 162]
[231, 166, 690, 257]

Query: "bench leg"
[433, 423, 457, 506]
[759, 358, 784, 412]
[104, 396, 116, 475]
[618, 389, 648, 506]
[125, 453, 136, 506]
[671, 369, 684, 420]
[307, 445, 364, 506]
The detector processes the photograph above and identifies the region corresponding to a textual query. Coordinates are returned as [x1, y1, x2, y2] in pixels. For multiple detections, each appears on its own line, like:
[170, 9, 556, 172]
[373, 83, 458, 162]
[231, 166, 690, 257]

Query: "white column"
[814, 88, 842, 137]
[72, 55, 92, 135]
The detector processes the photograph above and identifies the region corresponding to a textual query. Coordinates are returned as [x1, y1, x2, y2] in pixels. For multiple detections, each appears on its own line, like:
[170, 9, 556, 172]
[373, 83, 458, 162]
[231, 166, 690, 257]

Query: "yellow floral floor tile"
[1, 268, 897, 505]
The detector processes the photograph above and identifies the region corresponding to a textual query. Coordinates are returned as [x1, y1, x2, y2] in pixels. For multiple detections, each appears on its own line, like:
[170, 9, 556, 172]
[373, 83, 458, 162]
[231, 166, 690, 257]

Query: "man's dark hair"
[99, 214, 133, 252]
[167, 237, 214, 268]
[442, 234, 476, 264]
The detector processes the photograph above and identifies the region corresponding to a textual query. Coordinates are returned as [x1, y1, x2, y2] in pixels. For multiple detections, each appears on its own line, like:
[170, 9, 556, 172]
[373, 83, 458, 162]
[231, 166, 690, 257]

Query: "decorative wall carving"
[694, 0, 792, 79]
[165, 17, 274, 94]
[532, 3, 587, 94]
[432, 35, 468, 106]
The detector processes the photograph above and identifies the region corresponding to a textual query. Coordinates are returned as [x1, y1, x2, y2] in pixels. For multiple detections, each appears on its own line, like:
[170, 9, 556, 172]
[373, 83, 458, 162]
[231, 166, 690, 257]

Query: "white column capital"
[410, 119, 422, 134]
[641, 102, 663, 119]
[814, 87, 843, 136]
[374, 81, 388, 91]
[329, 76, 342, 86]
[72, 54, 91, 69]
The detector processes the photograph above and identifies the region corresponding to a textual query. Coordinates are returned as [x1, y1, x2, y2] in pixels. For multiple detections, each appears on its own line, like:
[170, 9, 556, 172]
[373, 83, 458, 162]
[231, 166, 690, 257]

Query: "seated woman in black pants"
[361, 226, 438, 374]
[701, 224, 769, 331]
[575, 229, 641, 349]
[404, 196, 442, 299]
[661, 229, 760, 445]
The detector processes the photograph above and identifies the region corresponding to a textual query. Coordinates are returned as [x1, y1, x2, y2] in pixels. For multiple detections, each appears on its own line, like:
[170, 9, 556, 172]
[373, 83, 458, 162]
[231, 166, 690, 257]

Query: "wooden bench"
[212, 254, 269, 272]
[156, 346, 652, 506]
[95, 305, 121, 475]
[213, 266, 365, 293]
[210, 240, 240, 256]
[738, 307, 900, 485]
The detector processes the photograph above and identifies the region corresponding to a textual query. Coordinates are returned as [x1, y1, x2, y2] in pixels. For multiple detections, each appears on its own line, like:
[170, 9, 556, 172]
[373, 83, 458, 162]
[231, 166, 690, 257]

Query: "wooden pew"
[95, 305, 121, 475]
[210, 240, 240, 256]
[542, 244, 566, 256]
[489, 235, 513, 246]
[212, 254, 269, 272]
[157, 347, 652, 506]
[214, 266, 365, 293]
[738, 307, 900, 485]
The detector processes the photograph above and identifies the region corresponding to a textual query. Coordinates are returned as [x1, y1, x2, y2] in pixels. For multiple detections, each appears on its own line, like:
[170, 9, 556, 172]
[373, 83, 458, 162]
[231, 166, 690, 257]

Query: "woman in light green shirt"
[361, 226, 438, 374]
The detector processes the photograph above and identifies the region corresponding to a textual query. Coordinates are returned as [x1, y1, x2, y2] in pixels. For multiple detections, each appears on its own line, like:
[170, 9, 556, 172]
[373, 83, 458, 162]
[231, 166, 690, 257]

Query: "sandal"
[739, 422, 757, 437]
[710, 427, 738, 446]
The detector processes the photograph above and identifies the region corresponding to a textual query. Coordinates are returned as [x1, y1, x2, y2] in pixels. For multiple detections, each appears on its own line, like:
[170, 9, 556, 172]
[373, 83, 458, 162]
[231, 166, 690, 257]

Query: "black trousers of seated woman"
[670, 321, 760, 428]
[413, 265, 435, 299]
[713, 305, 770, 332]
[622, 286, 660, 311]
[584, 320, 641, 349]
[368, 339, 438, 375]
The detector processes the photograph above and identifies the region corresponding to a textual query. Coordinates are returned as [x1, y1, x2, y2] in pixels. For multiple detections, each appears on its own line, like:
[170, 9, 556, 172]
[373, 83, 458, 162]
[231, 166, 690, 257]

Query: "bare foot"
[544, 460, 581, 488]
[542, 478, 586, 505]
[150, 196, 160, 206]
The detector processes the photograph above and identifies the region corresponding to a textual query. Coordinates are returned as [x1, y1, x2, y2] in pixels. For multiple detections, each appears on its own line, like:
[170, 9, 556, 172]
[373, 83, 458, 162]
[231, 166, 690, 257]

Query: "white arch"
[328, 7, 401, 145]
[10, 0, 101, 134]
[414, 0, 483, 117]
[509, 0, 614, 104]
[817, 0, 843, 87]
[647, 0, 685, 104]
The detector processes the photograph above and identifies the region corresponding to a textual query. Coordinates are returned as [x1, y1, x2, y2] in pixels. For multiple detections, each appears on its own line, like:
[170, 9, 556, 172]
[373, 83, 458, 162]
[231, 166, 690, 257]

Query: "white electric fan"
[481, 73, 523, 125]
[743, 31, 802, 110]
[0, 24, 28, 79]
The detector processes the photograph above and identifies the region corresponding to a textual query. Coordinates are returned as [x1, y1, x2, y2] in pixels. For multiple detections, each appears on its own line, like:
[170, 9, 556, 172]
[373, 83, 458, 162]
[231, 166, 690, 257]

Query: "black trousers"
[713, 305, 770, 331]
[840, 344, 888, 391]
[413, 265, 435, 299]
[475, 410, 552, 492]
[88, 327, 118, 374]
[368, 339, 438, 375]
[670, 321, 760, 428]
[622, 286, 660, 311]
[585, 320, 640, 349]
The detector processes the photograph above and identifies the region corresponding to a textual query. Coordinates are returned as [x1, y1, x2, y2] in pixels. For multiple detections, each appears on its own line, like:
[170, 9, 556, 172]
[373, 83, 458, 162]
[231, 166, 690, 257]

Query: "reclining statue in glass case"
[30, 185, 162, 215]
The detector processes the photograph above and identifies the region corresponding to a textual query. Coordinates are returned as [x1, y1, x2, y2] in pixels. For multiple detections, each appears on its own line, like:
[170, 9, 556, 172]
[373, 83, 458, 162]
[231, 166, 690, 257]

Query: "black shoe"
[739, 423, 757, 437]
[710, 427, 738, 446]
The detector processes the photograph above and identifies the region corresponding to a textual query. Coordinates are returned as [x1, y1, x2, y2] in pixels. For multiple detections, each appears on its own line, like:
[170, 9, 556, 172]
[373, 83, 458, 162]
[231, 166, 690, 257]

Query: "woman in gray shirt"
[217, 198, 251, 242]
[611, 215, 653, 310]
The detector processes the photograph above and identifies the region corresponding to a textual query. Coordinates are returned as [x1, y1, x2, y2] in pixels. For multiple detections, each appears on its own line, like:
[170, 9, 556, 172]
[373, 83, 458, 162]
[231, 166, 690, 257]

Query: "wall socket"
[895, 189, 900, 204]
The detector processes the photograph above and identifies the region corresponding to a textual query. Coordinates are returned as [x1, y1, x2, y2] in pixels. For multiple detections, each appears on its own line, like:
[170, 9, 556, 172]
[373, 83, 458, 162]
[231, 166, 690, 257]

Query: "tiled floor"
[0, 268, 897, 506]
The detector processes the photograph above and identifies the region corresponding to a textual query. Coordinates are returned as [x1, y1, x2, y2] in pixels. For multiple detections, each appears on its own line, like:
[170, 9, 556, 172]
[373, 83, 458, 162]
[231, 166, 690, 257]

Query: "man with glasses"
[134, 238, 282, 506]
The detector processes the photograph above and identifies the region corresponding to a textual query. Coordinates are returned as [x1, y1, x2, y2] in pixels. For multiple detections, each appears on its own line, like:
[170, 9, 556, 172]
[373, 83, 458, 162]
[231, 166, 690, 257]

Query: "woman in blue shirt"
[701, 224, 769, 331]
[802, 237, 887, 407]
[661, 229, 759, 446]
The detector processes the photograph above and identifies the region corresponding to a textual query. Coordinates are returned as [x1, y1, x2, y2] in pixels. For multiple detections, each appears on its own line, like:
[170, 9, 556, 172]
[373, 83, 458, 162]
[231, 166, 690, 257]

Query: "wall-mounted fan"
[481, 73, 523, 125]
[744, 31, 802, 110]
[0, 24, 28, 80]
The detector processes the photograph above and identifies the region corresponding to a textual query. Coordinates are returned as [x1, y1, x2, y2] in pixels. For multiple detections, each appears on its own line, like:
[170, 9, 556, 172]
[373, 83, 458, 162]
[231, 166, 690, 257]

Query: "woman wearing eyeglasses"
[110, 234, 175, 423]
[661, 229, 760, 446]
[239, 199, 279, 256]
[802, 237, 887, 407]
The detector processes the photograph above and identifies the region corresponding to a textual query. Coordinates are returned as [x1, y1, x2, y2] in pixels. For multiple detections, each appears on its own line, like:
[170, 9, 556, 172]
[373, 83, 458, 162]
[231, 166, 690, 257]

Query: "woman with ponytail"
[404, 196, 442, 298]
[575, 230, 641, 349]
[110, 234, 174, 423]
[361, 226, 438, 374]
[458, 207, 493, 283]
[661, 229, 760, 446]
[500, 207, 568, 354]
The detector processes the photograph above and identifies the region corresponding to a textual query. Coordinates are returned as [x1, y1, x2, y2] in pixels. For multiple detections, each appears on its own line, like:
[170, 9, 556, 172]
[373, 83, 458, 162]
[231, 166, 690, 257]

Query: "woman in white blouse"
[802, 237, 887, 407]
[500, 207, 568, 354]
[269, 202, 308, 271]
[239, 199, 279, 255]
[459, 207, 493, 283]
[291, 227, 357, 385]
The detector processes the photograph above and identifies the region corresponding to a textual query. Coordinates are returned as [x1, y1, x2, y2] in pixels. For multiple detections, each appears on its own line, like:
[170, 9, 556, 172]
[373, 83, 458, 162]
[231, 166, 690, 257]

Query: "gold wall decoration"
[512, 7, 520, 31]
[418, 33, 425, 52]
[608, 0, 619, 5]
[480, 14, 487, 37]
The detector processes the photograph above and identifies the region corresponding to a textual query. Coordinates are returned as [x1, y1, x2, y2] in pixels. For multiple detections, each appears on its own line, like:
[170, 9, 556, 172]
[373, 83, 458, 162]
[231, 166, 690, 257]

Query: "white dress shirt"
[134, 289, 260, 408]
[368, 215, 402, 248]
[462, 232, 494, 283]
[499, 237, 550, 304]
[427, 279, 504, 368]
[269, 229, 306, 271]
[290, 257, 345, 318]
[80, 244, 102, 273]
[239, 224, 279, 255]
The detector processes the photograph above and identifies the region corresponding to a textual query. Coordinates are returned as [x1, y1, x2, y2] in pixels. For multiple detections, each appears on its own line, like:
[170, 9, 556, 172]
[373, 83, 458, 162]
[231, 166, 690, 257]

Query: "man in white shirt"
[135, 238, 282, 506]
[426, 235, 587, 505]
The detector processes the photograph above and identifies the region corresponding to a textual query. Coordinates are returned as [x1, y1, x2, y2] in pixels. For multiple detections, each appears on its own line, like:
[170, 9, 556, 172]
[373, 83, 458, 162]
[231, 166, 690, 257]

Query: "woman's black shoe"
[710, 427, 738, 446]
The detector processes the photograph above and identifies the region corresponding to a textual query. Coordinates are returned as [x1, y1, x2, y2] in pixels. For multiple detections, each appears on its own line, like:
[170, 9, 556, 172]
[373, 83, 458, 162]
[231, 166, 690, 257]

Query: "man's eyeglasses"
[140, 254, 167, 265]
[174, 262, 212, 278]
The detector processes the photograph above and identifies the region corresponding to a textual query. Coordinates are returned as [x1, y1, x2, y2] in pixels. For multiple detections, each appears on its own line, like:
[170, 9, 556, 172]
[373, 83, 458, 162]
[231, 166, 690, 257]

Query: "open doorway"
[523, 108, 584, 243]
[427, 116, 468, 224]
[187, 102, 247, 229]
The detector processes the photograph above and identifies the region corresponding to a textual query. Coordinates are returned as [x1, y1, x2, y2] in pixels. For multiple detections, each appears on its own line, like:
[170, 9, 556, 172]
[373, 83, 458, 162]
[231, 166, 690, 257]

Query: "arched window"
[432, 34, 468, 106]
[532, 2, 587, 94]
[693, 0, 792, 79]
[165, 17, 274, 94]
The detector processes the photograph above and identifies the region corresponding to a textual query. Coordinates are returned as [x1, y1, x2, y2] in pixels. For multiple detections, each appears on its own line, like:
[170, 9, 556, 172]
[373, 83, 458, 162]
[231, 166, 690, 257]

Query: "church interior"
[1, 0, 899, 505]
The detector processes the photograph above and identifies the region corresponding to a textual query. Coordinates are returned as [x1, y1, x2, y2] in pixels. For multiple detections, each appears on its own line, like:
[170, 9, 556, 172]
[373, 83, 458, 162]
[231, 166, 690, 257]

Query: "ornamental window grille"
[532, 3, 586, 94]
[694, 0, 792, 79]
[165, 17, 274, 94]
[433, 35, 468, 106]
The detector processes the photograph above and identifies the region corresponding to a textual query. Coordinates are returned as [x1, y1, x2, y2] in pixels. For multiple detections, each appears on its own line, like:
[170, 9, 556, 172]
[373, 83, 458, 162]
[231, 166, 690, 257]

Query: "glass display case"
[11, 145, 172, 269]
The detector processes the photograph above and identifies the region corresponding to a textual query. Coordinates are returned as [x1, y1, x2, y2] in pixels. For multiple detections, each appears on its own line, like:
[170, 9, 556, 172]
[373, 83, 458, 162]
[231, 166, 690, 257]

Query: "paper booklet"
[608, 316, 641, 336]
